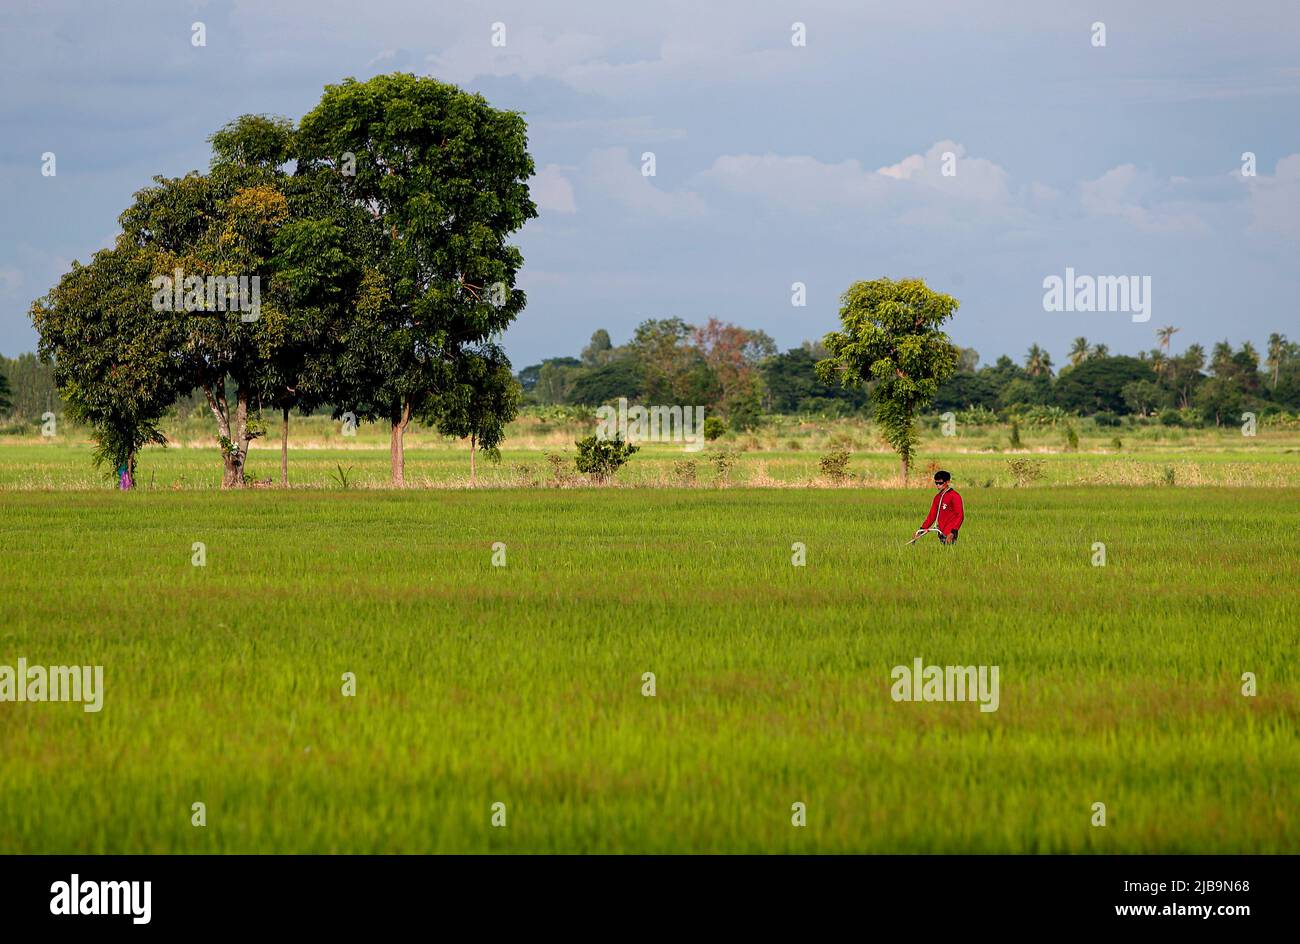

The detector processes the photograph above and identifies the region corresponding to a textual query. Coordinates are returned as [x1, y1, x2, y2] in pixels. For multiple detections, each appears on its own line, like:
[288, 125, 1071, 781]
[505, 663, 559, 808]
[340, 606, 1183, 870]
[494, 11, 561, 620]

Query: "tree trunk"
[281, 406, 289, 487]
[390, 400, 412, 486]
[122, 449, 136, 490]
[470, 432, 477, 488]
[221, 450, 242, 488]
[205, 382, 243, 490]
[900, 453, 909, 484]
[218, 385, 259, 489]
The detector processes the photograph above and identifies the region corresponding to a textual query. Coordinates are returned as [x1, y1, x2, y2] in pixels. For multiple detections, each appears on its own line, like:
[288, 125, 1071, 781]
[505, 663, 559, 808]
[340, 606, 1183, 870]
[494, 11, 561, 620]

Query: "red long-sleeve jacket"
[921, 488, 964, 535]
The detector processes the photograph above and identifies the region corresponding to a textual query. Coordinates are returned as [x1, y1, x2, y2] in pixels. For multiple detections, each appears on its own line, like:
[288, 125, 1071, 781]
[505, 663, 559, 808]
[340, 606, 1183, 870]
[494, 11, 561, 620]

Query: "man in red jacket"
[915, 470, 963, 545]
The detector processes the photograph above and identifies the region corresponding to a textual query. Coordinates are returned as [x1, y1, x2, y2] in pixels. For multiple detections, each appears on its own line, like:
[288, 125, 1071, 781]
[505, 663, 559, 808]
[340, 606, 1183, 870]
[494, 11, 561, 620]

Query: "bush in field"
[1159, 408, 1183, 427]
[1009, 419, 1022, 448]
[707, 451, 736, 484]
[1094, 411, 1121, 427]
[511, 463, 540, 487]
[1065, 424, 1079, 451]
[819, 450, 851, 482]
[544, 451, 578, 487]
[671, 460, 697, 485]
[574, 435, 638, 482]
[704, 416, 727, 441]
[1006, 457, 1046, 487]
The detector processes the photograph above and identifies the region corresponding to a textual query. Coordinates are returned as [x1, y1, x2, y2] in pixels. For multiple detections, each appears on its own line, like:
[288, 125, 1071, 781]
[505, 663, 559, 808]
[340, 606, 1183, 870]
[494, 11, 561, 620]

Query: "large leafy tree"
[297, 73, 537, 485]
[117, 147, 294, 487]
[31, 239, 190, 485]
[815, 278, 960, 481]
[261, 145, 372, 486]
[35, 114, 363, 489]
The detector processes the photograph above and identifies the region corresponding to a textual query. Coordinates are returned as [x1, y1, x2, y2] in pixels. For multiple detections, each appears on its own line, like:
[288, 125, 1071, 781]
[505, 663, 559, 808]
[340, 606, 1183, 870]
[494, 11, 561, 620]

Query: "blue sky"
[2, 0, 1298, 370]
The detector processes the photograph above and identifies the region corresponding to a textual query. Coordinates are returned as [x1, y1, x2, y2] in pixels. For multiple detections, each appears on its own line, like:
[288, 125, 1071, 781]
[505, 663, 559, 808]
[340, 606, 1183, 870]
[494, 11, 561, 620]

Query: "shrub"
[1094, 411, 1121, 427]
[511, 463, 539, 487]
[544, 451, 578, 487]
[819, 450, 851, 482]
[671, 460, 697, 486]
[707, 451, 736, 484]
[1006, 457, 1046, 487]
[703, 416, 727, 441]
[1009, 419, 1022, 449]
[1161, 466, 1176, 486]
[1111, 437, 1123, 451]
[1065, 424, 1079, 452]
[574, 435, 639, 482]
[1159, 408, 1182, 427]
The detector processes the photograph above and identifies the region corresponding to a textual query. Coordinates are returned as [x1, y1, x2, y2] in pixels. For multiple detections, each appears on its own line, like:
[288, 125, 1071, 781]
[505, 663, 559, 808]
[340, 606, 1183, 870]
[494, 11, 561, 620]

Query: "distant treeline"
[5, 327, 1297, 432]
[518, 325, 1300, 428]
[517, 318, 868, 429]
[0, 353, 62, 423]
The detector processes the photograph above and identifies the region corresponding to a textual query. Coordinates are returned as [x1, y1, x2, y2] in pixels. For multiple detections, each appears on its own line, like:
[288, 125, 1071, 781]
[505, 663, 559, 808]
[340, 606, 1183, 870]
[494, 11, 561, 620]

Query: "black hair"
[934, 470, 951, 482]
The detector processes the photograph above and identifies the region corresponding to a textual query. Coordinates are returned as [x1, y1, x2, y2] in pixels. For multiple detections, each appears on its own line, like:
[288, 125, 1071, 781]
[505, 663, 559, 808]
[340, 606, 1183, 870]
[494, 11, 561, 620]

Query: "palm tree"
[1090, 343, 1109, 359]
[1068, 337, 1090, 366]
[1175, 343, 1205, 409]
[1024, 344, 1053, 377]
[1156, 325, 1179, 354]
[1149, 348, 1166, 379]
[1211, 340, 1234, 376]
[1267, 333, 1287, 388]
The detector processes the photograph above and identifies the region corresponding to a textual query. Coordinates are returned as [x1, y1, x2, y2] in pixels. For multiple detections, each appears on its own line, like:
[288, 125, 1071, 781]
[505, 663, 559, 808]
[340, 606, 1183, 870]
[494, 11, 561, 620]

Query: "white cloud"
[695, 140, 1018, 224]
[584, 147, 707, 219]
[0, 267, 24, 293]
[1079, 165, 1210, 234]
[877, 141, 1012, 204]
[532, 164, 577, 214]
[696, 153, 890, 211]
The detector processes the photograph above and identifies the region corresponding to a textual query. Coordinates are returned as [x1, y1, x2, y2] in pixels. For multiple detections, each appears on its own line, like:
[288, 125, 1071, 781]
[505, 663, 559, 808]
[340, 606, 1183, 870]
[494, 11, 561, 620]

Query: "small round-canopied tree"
[815, 278, 960, 482]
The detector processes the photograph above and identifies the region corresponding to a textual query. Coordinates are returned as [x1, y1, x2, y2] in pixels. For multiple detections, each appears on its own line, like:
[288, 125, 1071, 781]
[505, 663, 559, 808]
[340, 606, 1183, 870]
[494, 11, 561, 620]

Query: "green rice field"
[1, 478, 1296, 852]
